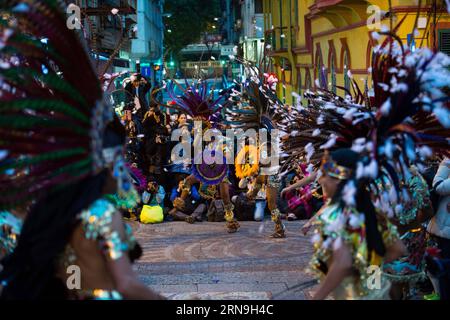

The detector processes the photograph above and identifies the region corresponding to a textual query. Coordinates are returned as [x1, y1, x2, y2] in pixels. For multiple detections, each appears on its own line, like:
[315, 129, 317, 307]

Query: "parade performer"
[225, 63, 289, 238]
[310, 148, 406, 299]
[382, 165, 433, 299]
[0, 0, 163, 300]
[280, 15, 450, 298]
[158, 79, 240, 233]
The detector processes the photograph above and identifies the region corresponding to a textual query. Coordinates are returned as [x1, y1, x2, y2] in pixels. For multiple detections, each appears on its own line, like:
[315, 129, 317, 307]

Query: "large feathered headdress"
[281, 15, 450, 177]
[0, 0, 117, 210]
[225, 62, 286, 132]
[160, 79, 226, 126]
[279, 88, 374, 174]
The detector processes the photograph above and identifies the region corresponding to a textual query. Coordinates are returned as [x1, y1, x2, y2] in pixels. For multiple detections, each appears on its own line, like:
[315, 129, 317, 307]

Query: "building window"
[330, 52, 336, 93]
[343, 50, 350, 92]
[305, 70, 311, 90]
[279, 0, 283, 49]
[279, 0, 283, 25]
[438, 29, 450, 56]
[315, 48, 325, 88]
[255, 0, 263, 14]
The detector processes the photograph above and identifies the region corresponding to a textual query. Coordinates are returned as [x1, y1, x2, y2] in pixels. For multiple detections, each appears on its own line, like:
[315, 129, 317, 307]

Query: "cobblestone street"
[130, 220, 319, 300]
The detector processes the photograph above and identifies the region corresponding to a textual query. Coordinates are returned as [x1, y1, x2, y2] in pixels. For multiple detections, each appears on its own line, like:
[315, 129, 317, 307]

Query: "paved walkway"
[130, 219, 319, 300]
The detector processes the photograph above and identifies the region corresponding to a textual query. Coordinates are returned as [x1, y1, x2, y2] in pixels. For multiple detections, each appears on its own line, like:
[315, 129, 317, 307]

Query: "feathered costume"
[165, 80, 229, 185]
[280, 17, 449, 298]
[225, 61, 289, 238]
[0, 0, 144, 299]
[0, 0, 109, 209]
[155, 78, 240, 232]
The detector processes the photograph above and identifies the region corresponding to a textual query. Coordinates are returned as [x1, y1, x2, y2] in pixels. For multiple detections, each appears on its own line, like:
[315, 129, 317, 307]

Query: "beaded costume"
[310, 202, 400, 299]
[157, 80, 240, 233]
[0, 211, 22, 259]
[0, 0, 147, 299]
[225, 62, 288, 238]
[382, 169, 432, 288]
[58, 199, 138, 300]
[280, 15, 449, 299]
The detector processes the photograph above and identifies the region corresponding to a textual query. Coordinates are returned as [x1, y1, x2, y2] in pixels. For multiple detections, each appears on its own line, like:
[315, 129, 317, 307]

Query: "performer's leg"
[267, 175, 286, 238]
[220, 181, 240, 233]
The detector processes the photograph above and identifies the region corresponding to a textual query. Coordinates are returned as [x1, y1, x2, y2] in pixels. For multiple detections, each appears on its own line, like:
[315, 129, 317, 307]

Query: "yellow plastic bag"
[140, 205, 164, 224]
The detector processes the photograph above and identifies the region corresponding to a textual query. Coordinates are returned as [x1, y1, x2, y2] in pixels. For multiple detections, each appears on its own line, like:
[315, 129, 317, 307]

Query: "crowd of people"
[110, 72, 323, 227]
[0, 0, 449, 301]
[78, 65, 450, 300]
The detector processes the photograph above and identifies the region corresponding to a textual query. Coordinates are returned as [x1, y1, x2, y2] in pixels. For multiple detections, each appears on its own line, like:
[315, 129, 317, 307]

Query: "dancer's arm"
[281, 171, 318, 198]
[312, 243, 353, 300]
[106, 213, 165, 300]
[384, 239, 407, 264]
[108, 256, 165, 300]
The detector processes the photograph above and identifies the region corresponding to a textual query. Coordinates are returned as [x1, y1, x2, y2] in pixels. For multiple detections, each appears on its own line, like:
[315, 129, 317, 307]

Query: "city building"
[73, 0, 137, 75]
[130, 0, 165, 87]
[220, 0, 242, 45]
[73, 0, 164, 88]
[178, 42, 224, 78]
[239, 0, 265, 66]
[262, 0, 450, 105]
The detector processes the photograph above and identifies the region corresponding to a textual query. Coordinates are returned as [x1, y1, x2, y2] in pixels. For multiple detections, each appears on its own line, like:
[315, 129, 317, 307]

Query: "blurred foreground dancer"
[310, 149, 406, 299]
[0, 0, 163, 300]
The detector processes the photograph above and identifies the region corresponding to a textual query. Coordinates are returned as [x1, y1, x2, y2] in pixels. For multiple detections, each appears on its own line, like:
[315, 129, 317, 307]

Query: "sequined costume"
[156, 80, 240, 233]
[276, 13, 449, 300]
[57, 199, 137, 300]
[0, 0, 158, 300]
[382, 170, 432, 286]
[310, 202, 401, 299]
[225, 63, 288, 238]
[0, 211, 23, 259]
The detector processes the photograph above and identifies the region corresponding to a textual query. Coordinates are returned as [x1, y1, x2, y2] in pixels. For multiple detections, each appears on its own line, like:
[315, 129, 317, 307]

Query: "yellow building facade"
[262, 0, 450, 104]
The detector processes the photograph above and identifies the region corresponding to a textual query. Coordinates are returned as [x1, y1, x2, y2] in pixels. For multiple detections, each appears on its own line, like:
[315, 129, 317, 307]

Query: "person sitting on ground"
[139, 176, 166, 224]
[169, 179, 206, 224]
[281, 165, 323, 221]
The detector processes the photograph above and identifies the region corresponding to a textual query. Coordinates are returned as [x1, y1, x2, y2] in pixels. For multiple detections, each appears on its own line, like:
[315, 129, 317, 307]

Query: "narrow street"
[131, 220, 319, 300]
